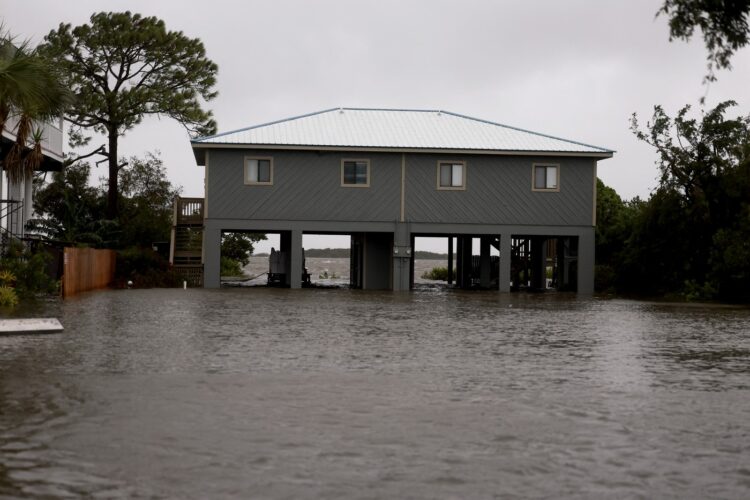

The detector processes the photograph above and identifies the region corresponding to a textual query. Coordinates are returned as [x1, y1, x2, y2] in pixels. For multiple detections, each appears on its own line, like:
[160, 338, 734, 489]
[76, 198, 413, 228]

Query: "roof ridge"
[341, 107, 441, 113]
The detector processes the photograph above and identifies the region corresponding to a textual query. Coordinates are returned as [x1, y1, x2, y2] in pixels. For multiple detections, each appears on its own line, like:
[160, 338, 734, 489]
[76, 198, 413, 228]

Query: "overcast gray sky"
[2, 0, 749, 251]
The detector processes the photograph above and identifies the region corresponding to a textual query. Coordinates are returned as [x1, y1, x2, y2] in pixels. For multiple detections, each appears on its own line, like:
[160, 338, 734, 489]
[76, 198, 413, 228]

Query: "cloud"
[3, 0, 749, 203]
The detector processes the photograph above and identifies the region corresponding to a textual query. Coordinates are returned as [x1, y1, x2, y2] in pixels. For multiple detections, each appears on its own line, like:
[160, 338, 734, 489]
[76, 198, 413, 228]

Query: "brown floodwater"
[1, 287, 749, 499]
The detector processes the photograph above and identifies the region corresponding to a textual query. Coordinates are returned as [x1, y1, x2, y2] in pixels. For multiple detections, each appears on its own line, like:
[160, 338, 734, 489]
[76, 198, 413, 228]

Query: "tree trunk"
[107, 128, 119, 219]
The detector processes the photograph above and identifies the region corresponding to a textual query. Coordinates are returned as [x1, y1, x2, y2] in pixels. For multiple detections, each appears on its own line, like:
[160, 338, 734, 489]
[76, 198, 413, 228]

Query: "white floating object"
[0, 318, 64, 335]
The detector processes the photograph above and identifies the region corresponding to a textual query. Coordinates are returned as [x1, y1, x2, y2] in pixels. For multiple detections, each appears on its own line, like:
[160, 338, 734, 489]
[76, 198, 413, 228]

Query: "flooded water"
[1, 289, 750, 499]
[236, 256, 446, 286]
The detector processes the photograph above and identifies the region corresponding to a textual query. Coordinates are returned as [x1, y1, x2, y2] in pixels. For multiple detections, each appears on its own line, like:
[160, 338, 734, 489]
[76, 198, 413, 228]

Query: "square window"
[532, 164, 559, 191]
[245, 157, 273, 185]
[341, 160, 370, 187]
[438, 161, 466, 190]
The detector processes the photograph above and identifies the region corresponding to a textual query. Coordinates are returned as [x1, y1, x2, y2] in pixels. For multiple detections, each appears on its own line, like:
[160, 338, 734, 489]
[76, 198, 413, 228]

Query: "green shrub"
[682, 279, 717, 302]
[421, 266, 450, 281]
[595, 264, 617, 293]
[0, 264, 19, 307]
[0, 251, 57, 297]
[115, 247, 181, 288]
[0, 286, 18, 307]
[220, 256, 244, 277]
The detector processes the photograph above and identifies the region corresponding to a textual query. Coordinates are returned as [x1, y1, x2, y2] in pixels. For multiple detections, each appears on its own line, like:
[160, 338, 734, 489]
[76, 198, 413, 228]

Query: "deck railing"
[174, 197, 204, 225]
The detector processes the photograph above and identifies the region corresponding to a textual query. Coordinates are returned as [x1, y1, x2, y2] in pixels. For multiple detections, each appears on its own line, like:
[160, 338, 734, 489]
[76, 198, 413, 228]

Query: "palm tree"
[0, 30, 68, 184]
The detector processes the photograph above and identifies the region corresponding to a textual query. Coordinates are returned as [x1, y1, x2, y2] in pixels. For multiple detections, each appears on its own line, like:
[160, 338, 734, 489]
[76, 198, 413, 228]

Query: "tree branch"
[63, 144, 107, 167]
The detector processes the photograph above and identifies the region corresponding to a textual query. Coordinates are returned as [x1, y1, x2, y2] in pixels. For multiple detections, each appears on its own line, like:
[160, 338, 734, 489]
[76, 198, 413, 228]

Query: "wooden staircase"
[169, 197, 204, 286]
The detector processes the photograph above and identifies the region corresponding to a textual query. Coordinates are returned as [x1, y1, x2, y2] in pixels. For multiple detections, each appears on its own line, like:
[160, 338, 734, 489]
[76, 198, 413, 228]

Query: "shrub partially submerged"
[0, 245, 58, 307]
[421, 266, 450, 281]
[115, 247, 181, 288]
[220, 256, 244, 277]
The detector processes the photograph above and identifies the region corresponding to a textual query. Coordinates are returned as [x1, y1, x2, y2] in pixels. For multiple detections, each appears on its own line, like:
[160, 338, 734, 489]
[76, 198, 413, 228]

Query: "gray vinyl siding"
[205, 148, 594, 227]
[207, 149, 401, 222]
[404, 154, 594, 226]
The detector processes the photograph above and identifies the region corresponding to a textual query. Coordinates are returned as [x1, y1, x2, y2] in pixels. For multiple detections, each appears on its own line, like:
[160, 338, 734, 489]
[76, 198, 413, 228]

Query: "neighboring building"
[189, 108, 613, 293]
[0, 114, 64, 249]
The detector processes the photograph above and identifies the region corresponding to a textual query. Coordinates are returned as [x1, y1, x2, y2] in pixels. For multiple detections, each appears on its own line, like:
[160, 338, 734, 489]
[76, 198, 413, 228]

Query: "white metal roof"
[192, 108, 613, 156]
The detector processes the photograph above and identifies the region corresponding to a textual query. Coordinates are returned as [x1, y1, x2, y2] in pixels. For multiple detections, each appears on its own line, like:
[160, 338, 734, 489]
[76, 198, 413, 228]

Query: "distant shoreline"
[254, 248, 448, 259]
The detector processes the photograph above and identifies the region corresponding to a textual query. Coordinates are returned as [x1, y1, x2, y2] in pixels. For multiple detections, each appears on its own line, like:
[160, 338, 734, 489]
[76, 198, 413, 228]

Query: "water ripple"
[1, 289, 749, 498]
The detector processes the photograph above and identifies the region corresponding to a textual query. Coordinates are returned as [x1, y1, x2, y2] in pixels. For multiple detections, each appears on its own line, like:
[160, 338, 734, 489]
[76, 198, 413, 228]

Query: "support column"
[531, 237, 546, 290]
[8, 180, 21, 235]
[290, 229, 303, 289]
[480, 236, 491, 288]
[447, 237, 454, 285]
[349, 233, 363, 289]
[203, 227, 221, 288]
[498, 234, 511, 292]
[577, 229, 595, 294]
[280, 231, 291, 287]
[392, 223, 411, 291]
[409, 234, 415, 289]
[23, 177, 33, 229]
[556, 238, 566, 290]
[455, 236, 463, 286]
[460, 236, 473, 288]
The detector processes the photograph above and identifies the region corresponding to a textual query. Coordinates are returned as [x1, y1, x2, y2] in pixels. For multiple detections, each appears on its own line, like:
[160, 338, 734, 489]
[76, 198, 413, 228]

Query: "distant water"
[237, 256, 448, 286]
[1, 289, 749, 498]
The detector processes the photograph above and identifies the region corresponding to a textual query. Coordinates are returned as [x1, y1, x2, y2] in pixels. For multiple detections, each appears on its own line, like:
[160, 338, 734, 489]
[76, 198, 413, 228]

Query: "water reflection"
[1, 289, 749, 498]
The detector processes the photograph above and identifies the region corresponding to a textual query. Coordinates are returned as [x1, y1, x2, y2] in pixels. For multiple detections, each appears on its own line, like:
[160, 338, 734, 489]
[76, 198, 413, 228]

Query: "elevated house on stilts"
[180, 108, 613, 293]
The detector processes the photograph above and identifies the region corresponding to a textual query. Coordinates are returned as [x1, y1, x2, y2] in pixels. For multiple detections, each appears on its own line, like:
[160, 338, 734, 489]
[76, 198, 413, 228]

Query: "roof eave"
[190, 141, 613, 159]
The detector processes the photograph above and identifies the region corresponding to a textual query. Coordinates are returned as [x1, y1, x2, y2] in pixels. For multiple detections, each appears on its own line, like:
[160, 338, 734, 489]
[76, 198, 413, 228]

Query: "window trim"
[244, 156, 274, 186]
[436, 160, 467, 191]
[531, 163, 560, 192]
[340, 158, 371, 188]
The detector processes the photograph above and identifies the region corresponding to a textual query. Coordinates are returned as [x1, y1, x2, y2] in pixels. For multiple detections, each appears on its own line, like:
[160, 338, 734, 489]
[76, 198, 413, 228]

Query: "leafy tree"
[618, 188, 693, 295]
[221, 233, 266, 267]
[595, 178, 638, 266]
[594, 178, 640, 292]
[631, 101, 749, 232]
[40, 11, 218, 219]
[659, 0, 750, 81]
[28, 162, 111, 245]
[118, 152, 181, 247]
[629, 101, 750, 300]
[0, 31, 68, 183]
[31, 152, 181, 249]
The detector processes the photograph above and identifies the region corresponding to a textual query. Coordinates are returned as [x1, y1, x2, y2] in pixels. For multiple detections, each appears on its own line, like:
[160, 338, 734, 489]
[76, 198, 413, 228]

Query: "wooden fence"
[62, 247, 116, 298]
